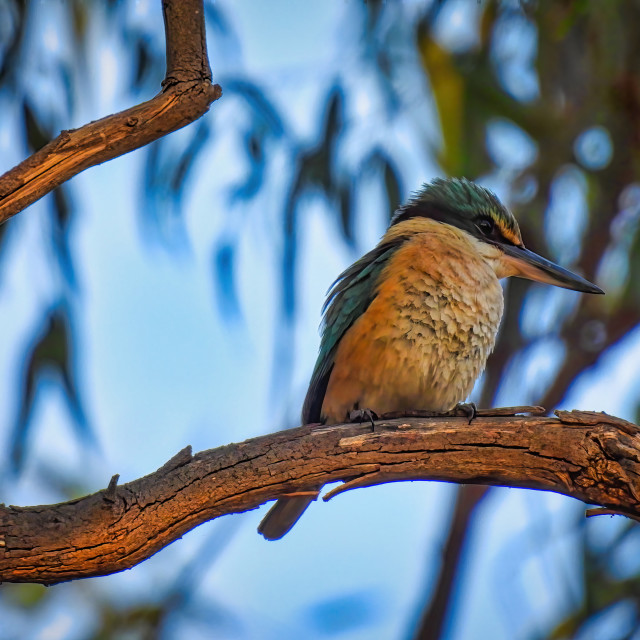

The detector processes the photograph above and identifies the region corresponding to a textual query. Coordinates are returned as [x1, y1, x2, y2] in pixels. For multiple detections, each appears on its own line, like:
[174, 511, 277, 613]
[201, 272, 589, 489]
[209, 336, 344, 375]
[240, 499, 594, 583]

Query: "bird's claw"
[348, 408, 378, 429]
[452, 402, 477, 424]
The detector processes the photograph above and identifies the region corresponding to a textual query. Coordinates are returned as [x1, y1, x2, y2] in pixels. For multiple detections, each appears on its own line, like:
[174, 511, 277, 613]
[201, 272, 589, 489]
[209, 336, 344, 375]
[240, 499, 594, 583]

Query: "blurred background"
[2, 0, 640, 638]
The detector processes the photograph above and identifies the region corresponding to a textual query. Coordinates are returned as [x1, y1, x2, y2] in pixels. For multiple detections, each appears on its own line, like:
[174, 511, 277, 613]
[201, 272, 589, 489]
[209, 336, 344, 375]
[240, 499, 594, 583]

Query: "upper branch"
[0, 0, 220, 224]
[163, 0, 212, 85]
[1, 410, 640, 584]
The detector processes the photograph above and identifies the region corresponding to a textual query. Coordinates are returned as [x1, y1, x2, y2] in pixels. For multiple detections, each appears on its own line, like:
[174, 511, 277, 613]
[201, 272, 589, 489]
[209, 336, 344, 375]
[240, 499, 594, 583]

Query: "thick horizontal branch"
[0, 0, 220, 223]
[1, 409, 640, 584]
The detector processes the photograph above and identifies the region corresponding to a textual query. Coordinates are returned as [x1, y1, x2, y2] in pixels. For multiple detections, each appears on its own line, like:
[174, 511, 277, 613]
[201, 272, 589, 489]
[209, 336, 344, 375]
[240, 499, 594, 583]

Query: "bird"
[258, 177, 603, 540]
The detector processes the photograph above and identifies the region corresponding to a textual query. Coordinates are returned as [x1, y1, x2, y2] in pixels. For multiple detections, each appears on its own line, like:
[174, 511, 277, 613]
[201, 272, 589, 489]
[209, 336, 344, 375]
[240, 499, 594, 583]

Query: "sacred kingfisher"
[258, 177, 603, 540]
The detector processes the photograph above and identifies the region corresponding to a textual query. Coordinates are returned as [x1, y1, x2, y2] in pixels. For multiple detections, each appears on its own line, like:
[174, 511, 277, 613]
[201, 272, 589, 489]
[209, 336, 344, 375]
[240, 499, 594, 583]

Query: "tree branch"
[1, 410, 639, 584]
[0, 0, 221, 224]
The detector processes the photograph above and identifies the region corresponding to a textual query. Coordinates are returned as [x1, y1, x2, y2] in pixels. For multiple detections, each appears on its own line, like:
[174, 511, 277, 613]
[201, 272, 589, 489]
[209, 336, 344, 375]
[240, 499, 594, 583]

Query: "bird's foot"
[348, 408, 378, 429]
[450, 402, 477, 424]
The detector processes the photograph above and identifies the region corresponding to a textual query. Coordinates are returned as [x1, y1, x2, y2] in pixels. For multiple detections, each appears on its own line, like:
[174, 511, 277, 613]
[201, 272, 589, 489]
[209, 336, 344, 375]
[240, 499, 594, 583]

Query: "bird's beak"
[501, 244, 604, 294]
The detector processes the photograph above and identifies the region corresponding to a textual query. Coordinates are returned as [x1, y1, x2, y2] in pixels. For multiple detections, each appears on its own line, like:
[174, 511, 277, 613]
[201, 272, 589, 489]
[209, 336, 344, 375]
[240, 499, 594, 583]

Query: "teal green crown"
[391, 177, 523, 246]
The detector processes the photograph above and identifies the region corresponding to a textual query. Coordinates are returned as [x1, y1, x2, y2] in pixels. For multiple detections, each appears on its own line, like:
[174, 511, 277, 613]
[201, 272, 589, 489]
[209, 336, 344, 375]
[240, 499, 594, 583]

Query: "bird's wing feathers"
[302, 240, 404, 423]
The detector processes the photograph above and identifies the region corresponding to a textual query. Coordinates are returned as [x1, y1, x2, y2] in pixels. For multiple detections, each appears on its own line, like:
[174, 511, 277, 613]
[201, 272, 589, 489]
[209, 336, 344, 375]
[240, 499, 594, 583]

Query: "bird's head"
[390, 177, 603, 295]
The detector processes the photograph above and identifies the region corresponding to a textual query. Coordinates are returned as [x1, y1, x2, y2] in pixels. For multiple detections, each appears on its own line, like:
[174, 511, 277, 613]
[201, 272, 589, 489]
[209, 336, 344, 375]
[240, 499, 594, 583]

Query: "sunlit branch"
[1, 409, 639, 584]
[0, 0, 220, 224]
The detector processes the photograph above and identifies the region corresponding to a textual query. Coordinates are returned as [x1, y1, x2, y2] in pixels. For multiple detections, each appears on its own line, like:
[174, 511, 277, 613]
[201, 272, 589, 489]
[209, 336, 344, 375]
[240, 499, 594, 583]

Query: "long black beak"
[501, 245, 604, 294]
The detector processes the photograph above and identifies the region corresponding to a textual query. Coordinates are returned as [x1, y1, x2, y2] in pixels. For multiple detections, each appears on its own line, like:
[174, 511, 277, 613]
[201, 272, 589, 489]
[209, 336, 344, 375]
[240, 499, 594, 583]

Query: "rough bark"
[1, 410, 639, 584]
[0, 0, 221, 224]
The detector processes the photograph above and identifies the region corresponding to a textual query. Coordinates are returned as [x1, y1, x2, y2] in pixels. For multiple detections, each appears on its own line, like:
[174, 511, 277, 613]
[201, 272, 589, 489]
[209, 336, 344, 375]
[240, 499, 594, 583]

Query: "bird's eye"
[476, 218, 494, 236]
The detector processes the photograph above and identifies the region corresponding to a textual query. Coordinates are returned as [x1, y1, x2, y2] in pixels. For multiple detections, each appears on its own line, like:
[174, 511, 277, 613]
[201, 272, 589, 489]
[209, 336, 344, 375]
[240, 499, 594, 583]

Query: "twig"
[585, 507, 640, 523]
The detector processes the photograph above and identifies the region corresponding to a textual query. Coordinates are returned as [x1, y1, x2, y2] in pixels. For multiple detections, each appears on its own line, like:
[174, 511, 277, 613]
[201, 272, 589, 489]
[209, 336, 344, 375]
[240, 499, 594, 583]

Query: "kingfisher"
[258, 177, 603, 540]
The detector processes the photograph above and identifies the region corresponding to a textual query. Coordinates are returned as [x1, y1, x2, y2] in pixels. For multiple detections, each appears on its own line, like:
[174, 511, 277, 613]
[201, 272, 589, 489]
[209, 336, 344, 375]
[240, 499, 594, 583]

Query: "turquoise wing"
[302, 240, 402, 423]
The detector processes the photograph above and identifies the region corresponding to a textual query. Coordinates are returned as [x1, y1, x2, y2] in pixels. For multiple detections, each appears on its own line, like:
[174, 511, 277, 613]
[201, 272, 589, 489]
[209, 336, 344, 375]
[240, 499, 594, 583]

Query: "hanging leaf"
[337, 180, 354, 246]
[11, 306, 91, 472]
[141, 121, 211, 245]
[224, 79, 286, 138]
[22, 99, 52, 151]
[416, 33, 464, 175]
[229, 129, 266, 203]
[0, 0, 27, 86]
[212, 240, 243, 322]
[381, 154, 402, 217]
[51, 185, 76, 287]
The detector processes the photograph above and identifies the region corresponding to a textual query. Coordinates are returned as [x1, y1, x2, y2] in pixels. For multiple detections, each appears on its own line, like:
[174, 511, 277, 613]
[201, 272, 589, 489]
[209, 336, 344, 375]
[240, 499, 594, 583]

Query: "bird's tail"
[257, 496, 315, 540]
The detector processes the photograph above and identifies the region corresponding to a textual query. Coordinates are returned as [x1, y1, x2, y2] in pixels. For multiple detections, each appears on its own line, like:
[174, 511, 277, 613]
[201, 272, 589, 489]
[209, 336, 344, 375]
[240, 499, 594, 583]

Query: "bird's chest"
[378, 254, 503, 396]
[323, 238, 504, 419]
[392, 272, 503, 382]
